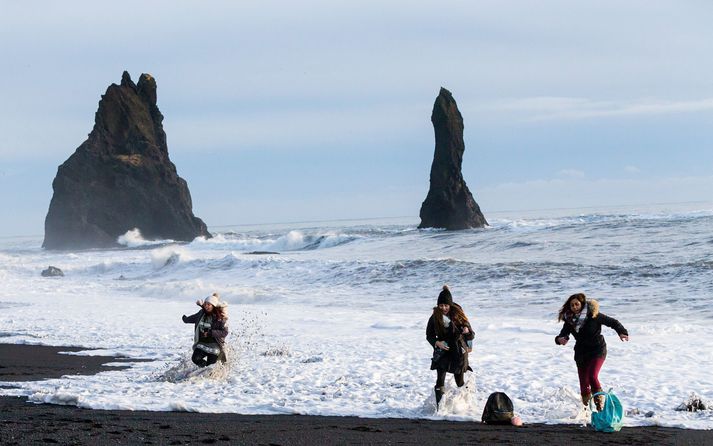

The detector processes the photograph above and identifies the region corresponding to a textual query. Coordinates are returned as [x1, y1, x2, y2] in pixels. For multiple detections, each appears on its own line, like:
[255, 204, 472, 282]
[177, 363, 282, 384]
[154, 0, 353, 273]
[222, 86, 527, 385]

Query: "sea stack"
[418, 88, 487, 230]
[43, 71, 210, 249]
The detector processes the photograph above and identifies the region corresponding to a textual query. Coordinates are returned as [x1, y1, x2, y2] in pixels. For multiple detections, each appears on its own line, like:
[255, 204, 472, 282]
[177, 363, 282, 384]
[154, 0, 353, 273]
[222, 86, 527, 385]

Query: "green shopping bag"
[590, 389, 624, 432]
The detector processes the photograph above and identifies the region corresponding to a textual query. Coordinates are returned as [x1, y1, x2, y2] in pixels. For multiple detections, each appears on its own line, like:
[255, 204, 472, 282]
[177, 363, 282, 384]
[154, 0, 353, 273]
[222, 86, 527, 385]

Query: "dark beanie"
[437, 285, 453, 305]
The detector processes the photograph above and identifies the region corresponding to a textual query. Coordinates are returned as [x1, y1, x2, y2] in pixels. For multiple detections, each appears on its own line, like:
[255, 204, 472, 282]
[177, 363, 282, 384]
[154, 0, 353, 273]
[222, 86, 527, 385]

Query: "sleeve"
[598, 313, 628, 336]
[555, 322, 572, 344]
[426, 316, 437, 347]
[211, 319, 229, 341]
[463, 321, 475, 342]
[182, 310, 201, 324]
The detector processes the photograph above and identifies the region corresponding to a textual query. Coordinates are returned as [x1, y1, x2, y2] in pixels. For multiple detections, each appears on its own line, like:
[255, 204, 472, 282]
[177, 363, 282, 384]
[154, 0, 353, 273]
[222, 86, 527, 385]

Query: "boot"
[581, 392, 592, 407]
[594, 394, 605, 412]
[434, 386, 444, 410]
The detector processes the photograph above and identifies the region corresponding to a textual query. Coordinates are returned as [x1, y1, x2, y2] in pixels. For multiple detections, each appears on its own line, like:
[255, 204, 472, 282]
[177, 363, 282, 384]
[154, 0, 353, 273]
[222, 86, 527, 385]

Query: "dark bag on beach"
[482, 392, 514, 424]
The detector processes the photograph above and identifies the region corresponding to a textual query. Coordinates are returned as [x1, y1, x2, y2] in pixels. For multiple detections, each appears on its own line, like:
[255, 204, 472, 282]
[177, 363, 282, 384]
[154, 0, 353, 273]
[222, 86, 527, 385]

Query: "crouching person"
[182, 293, 228, 367]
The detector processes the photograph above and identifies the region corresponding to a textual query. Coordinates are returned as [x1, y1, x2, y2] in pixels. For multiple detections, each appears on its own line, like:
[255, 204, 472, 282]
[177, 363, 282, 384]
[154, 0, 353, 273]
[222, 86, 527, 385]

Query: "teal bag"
[590, 389, 624, 432]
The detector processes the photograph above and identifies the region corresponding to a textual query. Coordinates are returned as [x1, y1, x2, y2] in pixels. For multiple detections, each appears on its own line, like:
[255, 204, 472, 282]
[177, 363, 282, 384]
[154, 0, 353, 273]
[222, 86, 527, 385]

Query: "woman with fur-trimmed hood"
[182, 292, 229, 367]
[555, 293, 629, 409]
[426, 285, 475, 410]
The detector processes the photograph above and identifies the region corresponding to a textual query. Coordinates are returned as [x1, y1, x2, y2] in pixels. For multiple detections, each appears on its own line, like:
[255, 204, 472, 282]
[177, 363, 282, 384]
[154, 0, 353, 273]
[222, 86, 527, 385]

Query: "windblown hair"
[213, 305, 228, 321]
[558, 293, 586, 322]
[432, 302, 470, 338]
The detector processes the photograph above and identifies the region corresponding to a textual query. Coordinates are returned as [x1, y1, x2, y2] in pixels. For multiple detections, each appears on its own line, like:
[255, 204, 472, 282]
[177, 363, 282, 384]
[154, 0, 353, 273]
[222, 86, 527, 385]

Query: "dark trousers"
[192, 349, 218, 367]
[436, 369, 465, 389]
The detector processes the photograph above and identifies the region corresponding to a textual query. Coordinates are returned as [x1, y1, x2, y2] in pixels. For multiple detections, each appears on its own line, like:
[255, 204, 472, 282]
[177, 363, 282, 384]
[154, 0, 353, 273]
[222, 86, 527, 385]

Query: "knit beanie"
[204, 292, 225, 308]
[437, 285, 453, 305]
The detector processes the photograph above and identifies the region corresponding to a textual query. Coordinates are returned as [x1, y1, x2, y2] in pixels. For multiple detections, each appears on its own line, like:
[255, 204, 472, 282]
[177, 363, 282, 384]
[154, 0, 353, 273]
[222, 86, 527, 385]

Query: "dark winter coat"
[182, 309, 229, 348]
[426, 308, 475, 375]
[555, 299, 628, 365]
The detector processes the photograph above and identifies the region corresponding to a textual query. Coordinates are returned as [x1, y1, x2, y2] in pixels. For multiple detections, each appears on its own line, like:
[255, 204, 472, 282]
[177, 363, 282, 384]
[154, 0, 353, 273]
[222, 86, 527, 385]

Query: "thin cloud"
[488, 97, 713, 121]
[558, 169, 585, 179]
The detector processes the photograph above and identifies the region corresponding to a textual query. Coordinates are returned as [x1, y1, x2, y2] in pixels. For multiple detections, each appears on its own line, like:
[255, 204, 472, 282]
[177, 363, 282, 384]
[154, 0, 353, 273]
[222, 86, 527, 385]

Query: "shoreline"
[1, 343, 711, 445]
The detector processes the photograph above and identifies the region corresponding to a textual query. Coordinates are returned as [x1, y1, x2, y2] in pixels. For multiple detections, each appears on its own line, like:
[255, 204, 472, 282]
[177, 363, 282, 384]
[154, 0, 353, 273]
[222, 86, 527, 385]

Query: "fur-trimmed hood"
[586, 298, 600, 318]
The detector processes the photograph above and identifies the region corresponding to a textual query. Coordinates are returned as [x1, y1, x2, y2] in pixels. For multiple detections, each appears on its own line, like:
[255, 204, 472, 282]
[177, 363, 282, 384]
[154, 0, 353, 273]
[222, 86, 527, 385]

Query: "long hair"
[213, 305, 228, 321]
[432, 302, 470, 338]
[558, 293, 586, 322]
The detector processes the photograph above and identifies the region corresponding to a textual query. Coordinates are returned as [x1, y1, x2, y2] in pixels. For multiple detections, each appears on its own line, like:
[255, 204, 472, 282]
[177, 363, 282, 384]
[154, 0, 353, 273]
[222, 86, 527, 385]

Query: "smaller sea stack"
[418, 87, 487, 230]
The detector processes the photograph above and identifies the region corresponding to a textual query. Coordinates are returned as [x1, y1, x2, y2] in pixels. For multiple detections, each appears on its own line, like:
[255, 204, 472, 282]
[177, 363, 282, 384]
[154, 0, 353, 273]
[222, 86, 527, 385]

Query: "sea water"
[1, 203, 712, 428]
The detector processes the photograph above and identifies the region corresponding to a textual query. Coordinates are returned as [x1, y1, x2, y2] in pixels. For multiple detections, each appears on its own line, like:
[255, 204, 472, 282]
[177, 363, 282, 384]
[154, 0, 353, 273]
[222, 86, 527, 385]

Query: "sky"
[1, 1, 712, 236]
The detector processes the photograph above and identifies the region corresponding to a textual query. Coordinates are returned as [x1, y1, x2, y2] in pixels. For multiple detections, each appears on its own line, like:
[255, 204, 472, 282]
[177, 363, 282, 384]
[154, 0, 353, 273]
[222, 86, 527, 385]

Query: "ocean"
[1, 202, 712, 428]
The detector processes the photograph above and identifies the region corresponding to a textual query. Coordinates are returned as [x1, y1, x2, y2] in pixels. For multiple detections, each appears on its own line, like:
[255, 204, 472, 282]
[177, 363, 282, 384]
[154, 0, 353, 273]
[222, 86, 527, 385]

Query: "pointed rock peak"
[439, 87, 453, 98]
[433, 87, 460, 119]
[120, 71, 136, 89]
[137, 73, 157, 104]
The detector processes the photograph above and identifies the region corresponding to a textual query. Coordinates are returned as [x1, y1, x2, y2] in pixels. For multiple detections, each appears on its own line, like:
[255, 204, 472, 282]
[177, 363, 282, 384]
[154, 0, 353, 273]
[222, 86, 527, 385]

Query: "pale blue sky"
[1, 1, 712, 236]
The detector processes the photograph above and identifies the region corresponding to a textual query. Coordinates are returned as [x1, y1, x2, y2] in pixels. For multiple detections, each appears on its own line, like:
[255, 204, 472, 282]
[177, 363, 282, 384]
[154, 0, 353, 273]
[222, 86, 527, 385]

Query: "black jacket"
[426, 309, 475, 374]
[556, 300, 627, 365]
[182, 309, 229, 347]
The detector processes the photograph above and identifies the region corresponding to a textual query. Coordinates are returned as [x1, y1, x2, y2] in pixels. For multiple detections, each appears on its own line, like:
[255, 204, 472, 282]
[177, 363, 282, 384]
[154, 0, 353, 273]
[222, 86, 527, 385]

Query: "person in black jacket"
[555, 293, 628, 410]
[182, 293, 229, 367]
[426, 285, 475, 410]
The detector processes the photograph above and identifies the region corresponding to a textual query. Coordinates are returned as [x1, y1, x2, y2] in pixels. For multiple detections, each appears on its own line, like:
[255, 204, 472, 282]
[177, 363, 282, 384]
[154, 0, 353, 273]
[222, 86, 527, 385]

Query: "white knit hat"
[204, 292, 225, 308]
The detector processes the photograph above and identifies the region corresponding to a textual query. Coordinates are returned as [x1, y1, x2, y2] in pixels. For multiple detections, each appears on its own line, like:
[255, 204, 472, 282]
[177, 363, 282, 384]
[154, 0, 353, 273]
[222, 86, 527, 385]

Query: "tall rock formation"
[43, 71, 211, 249]
[418, 88, 487, 230]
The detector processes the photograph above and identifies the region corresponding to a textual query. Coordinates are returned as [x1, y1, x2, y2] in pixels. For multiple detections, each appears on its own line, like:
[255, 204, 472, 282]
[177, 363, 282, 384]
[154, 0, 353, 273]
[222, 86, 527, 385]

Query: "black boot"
[434, 386, 444, 410]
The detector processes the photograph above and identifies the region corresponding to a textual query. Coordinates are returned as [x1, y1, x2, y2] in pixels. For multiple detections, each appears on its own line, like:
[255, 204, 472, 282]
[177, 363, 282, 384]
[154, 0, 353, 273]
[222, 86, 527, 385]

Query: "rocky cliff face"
[43, 72, 210, 249]
[418, 88, 487, 230]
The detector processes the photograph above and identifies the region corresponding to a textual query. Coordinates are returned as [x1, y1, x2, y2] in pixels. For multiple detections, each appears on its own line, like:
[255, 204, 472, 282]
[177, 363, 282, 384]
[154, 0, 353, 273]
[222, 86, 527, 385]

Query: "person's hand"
[462, 326, 470, 334]
[196, 299, 203, 307]
[435, 341, 449, 350]
[556, 337, 569, 345]
[619, 334, 629, 342]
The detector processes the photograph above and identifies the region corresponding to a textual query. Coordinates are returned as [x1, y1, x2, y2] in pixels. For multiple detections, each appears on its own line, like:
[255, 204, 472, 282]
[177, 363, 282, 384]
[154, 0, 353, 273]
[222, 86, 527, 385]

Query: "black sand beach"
[1, 344, 710, 445]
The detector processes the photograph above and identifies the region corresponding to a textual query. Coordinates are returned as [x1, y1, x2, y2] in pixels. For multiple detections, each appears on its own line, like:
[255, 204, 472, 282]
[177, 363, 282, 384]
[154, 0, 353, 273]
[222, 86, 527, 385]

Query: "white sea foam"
[1, 207, 712, 428]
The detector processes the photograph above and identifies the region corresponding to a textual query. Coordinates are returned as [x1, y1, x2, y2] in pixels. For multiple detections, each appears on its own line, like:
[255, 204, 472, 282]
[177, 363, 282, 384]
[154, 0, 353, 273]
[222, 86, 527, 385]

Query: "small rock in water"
[41, 266, 64, 277]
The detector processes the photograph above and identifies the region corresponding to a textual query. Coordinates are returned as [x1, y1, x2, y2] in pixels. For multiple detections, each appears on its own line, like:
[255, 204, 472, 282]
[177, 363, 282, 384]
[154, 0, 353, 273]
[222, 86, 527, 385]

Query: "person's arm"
[182, 310, 201, 324]
[598, 313, 629, 340]
[555, 322, 571, 345]
[211, 319, 228, 342]
[462, 321, 474, 351]
[426, 316, 437, 347]
[462, 321, 475, 342]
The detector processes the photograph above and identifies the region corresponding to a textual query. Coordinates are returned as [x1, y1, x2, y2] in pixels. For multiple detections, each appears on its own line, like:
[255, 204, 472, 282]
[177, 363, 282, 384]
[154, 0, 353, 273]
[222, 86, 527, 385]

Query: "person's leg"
[577, 361, 591, 405]
[588, 356, 606, 410]
[454, 372, 465, 387]
[192, 349, 207, 367]
[435, 370, 446, 407]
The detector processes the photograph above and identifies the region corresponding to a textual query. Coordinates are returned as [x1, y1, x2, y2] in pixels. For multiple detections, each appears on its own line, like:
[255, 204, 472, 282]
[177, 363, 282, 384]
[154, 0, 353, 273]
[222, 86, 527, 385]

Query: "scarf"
[566, 303, 588, 333]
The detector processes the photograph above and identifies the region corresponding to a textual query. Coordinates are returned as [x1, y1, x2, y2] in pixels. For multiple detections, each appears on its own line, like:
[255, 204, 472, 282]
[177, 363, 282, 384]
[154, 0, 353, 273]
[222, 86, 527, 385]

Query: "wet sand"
[1, 343, 710, 445]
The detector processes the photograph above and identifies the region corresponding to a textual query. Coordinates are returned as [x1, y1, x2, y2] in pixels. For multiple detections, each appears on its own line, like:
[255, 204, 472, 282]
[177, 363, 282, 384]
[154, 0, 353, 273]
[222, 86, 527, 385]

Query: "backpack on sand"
[590, 389, 624, 432]
[481, 392, 514, 424]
